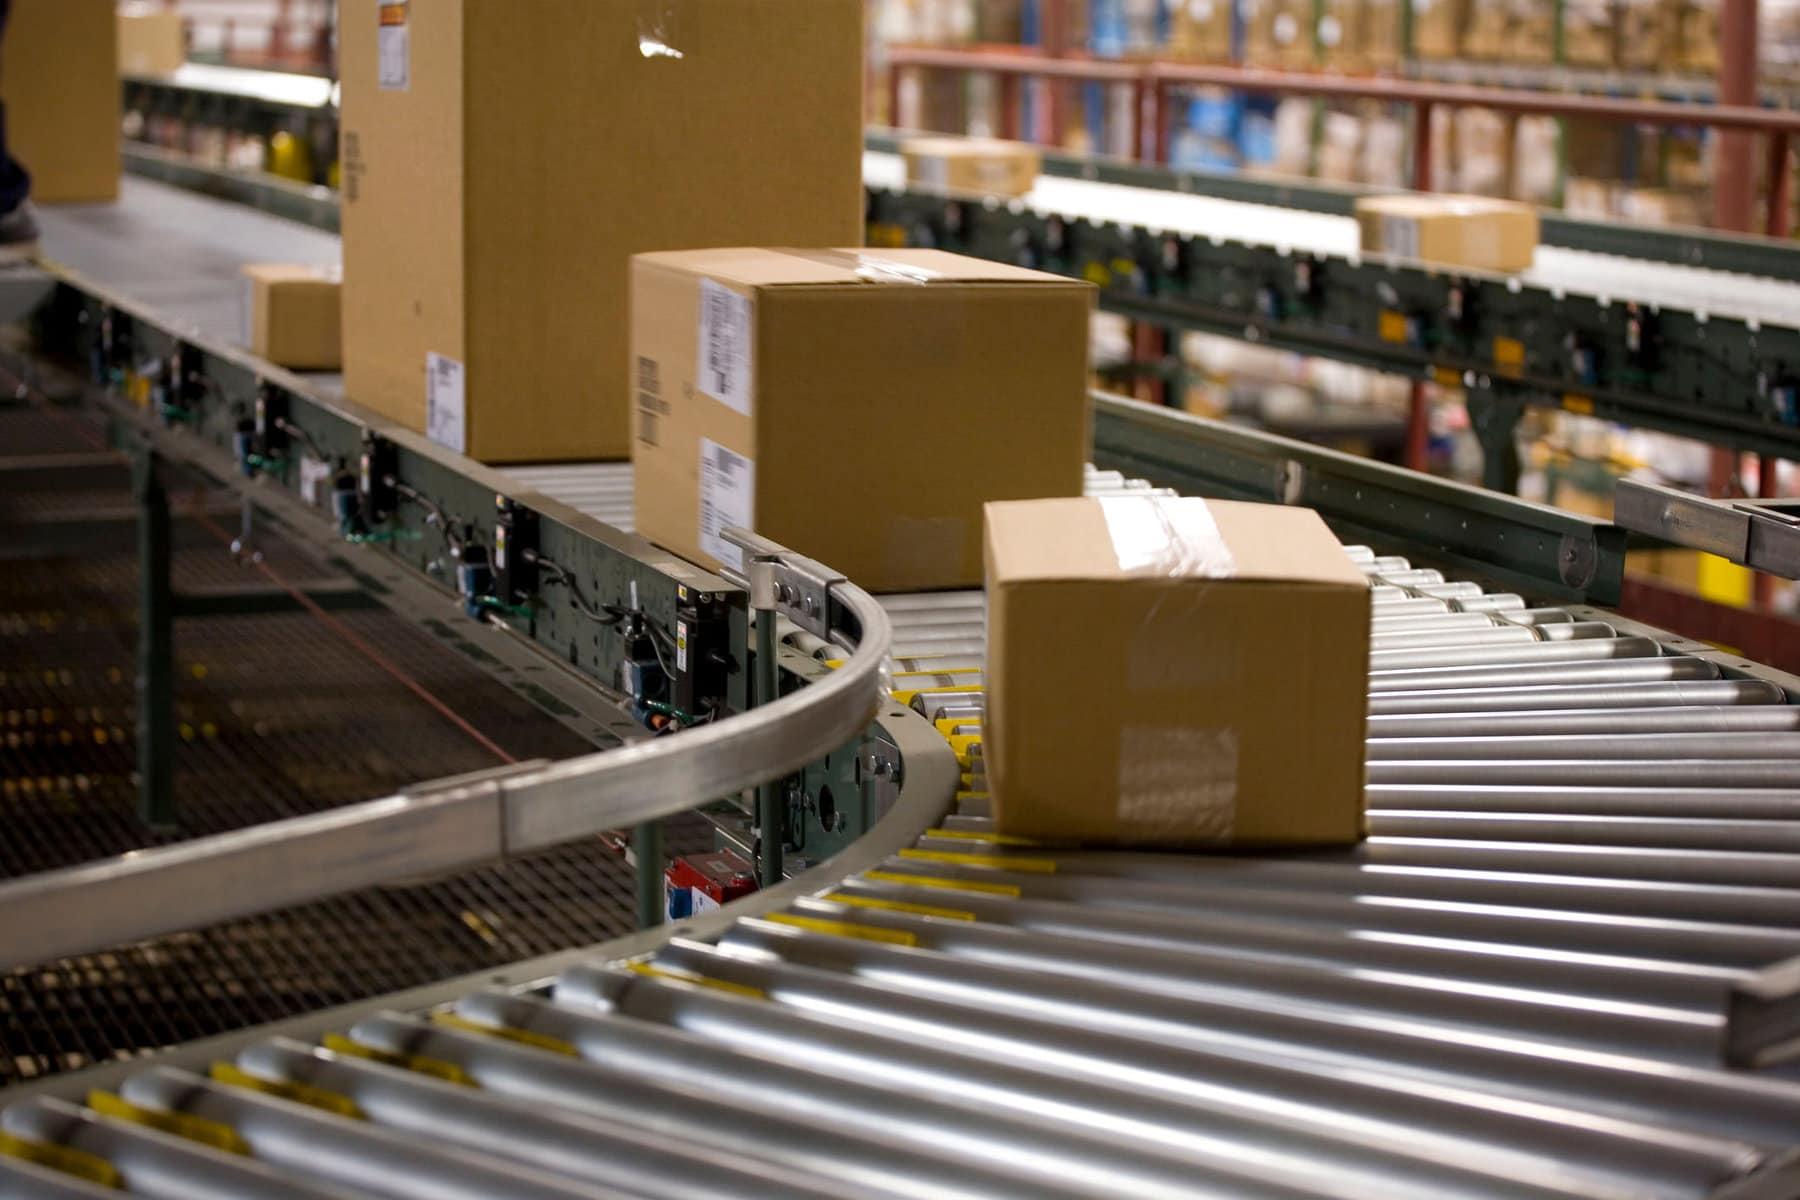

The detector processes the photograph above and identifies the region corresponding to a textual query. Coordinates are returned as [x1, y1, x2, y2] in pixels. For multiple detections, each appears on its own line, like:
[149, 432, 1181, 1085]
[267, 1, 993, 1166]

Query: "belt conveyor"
[5, 463, 1799, 1200]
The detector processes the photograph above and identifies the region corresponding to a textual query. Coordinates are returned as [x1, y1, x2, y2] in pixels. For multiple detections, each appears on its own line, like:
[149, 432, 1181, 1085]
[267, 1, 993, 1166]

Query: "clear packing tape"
[1098, 495, 1239, 578]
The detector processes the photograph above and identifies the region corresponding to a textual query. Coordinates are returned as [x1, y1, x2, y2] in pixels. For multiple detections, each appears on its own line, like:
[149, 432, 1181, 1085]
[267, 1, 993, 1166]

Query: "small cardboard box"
[118, 4, 185, 76]
[243, 264, 343, 370]
[1355, 192, 1538, 272]
[0, 0, 119, 204]
[902, 137, 1041, 199]
[631, 248, 1093, 592]
[338, 0, 865, 463]
[984, 496, 1371, 847]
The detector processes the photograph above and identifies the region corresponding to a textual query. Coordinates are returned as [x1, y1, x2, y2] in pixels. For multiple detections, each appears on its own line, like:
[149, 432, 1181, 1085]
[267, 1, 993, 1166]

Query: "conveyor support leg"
[753, 613, 783, 889]
[133, 446, 176, 829]
[1467, 391, 1524, 495]
[633, 821, 664, 929]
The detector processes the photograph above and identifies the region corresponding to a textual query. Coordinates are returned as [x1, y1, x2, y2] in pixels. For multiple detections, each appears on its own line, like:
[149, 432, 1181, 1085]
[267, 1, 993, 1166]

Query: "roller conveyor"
[7, 159, 1800, 1200]
[7, 471, 1800, 1199]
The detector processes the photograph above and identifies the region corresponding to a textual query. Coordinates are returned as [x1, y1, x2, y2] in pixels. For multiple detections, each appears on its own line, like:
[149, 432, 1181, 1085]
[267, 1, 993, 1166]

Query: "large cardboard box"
[1355, 192, 1538, 272]
[631, 248, 1093, 592]
[902, 137, 1041, 199]
[984, 496, 1371, 846]
[0, 0, 118, 204]
[338, 0, 864, 464]
[118, 5, 185, 76]
[243, 264, 343, 370]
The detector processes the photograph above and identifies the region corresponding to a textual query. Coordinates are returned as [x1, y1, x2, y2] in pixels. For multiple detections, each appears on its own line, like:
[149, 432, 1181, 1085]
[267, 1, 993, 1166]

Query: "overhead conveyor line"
[0, 527, 894, 973]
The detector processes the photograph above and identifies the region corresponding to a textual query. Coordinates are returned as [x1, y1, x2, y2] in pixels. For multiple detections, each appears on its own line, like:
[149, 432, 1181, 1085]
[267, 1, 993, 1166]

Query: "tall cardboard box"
[338, 0, 864, 464]
[0, 0, 118, 204]
[118, 5, 186, 76]
[1355, 193, 1539, 272]
[984, 496, 1371, 846]
[631, 248, 1093, 592]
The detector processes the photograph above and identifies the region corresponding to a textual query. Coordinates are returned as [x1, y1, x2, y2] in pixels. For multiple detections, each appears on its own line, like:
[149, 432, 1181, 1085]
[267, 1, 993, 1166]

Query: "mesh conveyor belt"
[8, 465, 1800, 1199]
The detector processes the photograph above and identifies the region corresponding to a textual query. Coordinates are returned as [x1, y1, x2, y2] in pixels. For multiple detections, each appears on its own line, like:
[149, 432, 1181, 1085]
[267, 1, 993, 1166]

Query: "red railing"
[886, 46, 1800, 237]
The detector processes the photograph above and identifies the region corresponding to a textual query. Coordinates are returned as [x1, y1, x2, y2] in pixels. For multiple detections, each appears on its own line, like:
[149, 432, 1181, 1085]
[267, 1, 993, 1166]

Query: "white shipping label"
[298, 454, 333, 507]
[698, 437, 755, 571]
[690, 888, 721, 915]
[696, 280, 753, 417]
[1381, 214, 1420, 259]
[378, 2, 410, 90]
[425, 352, 466, 454]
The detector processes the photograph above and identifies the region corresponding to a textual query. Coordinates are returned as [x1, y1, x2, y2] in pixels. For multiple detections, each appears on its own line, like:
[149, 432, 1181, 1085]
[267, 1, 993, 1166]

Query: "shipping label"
[696, 280, 753, 417]
[698, 437, 754, 570]
[378, 2, 410, 91]
[425, 352, 467, 453]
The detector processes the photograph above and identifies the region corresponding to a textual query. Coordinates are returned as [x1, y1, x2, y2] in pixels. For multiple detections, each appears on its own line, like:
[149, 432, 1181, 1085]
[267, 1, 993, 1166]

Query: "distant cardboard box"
[1355, 192, 1538, 273]
[902, 137, 1041, 199]
[984, 496, 1370, 847]
[243, 264, 343, 371]
[632, 247, 1093, 592]
[118, 4, 185, 76]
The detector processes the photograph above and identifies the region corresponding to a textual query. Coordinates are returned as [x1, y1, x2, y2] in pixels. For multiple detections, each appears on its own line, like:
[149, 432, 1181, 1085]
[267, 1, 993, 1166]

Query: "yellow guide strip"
[823, 892, 976, 921]
[1561, 393, 1596, 415]
[924, 828, 1038, 846]
[862, 869, 1021, 897]
[0, 1131, 121, 1188]
[321, 1034, 475, 1087]
[430, 1012, 578, 1057]
[87, 1091, 251, 1156]
[627, 961, 767, 1000]
[765, 912, 918, 946]
[209, 1063, 362, 1119]
[1377, 309, 1409, 343]
[899, 848, 1057, 873]
[1433, 365, 1463, 388]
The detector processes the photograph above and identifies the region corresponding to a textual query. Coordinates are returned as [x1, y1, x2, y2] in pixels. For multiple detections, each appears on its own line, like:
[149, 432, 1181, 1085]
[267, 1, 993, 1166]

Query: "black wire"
[273, 416, 329, 463]
[528, 552, 625, 626]
[392, 480, 466, 552]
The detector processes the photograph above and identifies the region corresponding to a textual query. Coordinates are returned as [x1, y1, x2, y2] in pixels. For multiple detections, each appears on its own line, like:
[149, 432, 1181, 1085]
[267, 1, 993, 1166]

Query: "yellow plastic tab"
[1561, 393, 1595, 415]
[1433, 366, 1463, 388]
[321, 1034, 475, 1087]
[430, 1012, 578, 1057]
[764, 912, 918, 945]
[823, 892, 976, 921]
[891, 684, 986, 704]
[87, 1091, 251, 1156]
[1491, 335, 1525, 377]
[862, 869, 1021, 896]
[209, 1063, 363, 1119]
[0, 1132, 121, 1188]
[1377, 309, 1409, 343]
[924, 828, 1038, 846]
[898, 848, 1057, 873]
[626, 961, 767, 1000]
[955, 791, 988, 802]
[1082, 260, 1113, 287]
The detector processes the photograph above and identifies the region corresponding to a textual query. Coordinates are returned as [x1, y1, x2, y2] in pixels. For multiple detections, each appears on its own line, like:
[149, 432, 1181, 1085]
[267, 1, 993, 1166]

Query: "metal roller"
[1368, 676, 1767, 712]
[1366, 702, 1800, 736]
[1369, 612, 1501, 632]
[1366, 811, 1800, 854]
[1368, 637, 1663, 673]
[1502, 607, 1579, 625]
[116, 1067, 624, 1200]
[1366, 784, 1800, 819]
[1366, 656, 1719, 694]
[0, 1153, 118, 1198]
[230, 1038, 870, 1200]
[1365, 759, 1800, 787]
[1366, 732, 1800, 759]
[1359, 838, 1800, 890]
[1368, 625, 1541, 651]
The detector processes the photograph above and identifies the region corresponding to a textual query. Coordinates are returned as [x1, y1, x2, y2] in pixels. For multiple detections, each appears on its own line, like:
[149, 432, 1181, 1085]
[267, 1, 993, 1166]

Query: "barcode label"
[696, 280, 753, 417]
[378, 2, 410, 90]
[698, 437, 755, 570]
[636, 355, 665, 447]
[1382, 214, 1420, 259]
[425, 352, 466, 453]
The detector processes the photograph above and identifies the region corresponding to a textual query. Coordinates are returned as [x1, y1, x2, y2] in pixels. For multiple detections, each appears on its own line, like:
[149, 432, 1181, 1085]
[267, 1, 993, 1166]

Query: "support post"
[133, 447, 176, 829]
[1411, 99, 1434, 191]
[632, 820, 664, 929]
[1767, 131, 1792, 238]
[1404, 380, 1431, 472]
[753, 612, 783, 889]
[1715, 0, 1759, 232]
[1466, 391, 1524, 494]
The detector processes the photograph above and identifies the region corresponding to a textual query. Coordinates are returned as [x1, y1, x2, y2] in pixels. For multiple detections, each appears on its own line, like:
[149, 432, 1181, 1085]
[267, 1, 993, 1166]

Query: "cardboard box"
[1413, 0, 1467, 56]
[243, 264, 343, 370]
[902, 137, 1041, 199]
[1170, 0, 1234, 57]
[0, 0, 119, 204]
[1355, 192, 1539, 272]
[984, 496, 1371, 846]
[118, 4, 185, 76]
[631, 248, 1093, 592]
[338, 0, 865, 464]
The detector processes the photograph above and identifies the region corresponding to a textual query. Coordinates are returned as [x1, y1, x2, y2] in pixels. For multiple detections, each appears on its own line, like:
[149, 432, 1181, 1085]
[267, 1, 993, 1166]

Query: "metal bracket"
[1615, 479, 1800, 580]
[720, 526, 846, 640]
[1726, 954, 1800, 1069]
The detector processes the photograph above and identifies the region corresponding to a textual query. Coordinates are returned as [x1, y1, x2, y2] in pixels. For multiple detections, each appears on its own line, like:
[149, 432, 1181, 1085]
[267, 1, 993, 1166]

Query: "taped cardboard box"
[984, 496, 1371, 847]
[902, 137, 1041, 199]
[338, 0, 864, 464]
[243, 264, 342, 370]
[118, 4, 185, 76]
[0, 0, 118, 204]
[631, 248, 1093, 593]
[1355, 192, 1538, 272]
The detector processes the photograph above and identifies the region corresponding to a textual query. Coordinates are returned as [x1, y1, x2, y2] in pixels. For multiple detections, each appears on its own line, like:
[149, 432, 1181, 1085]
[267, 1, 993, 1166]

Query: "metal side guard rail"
[0, 528, 893, 972]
